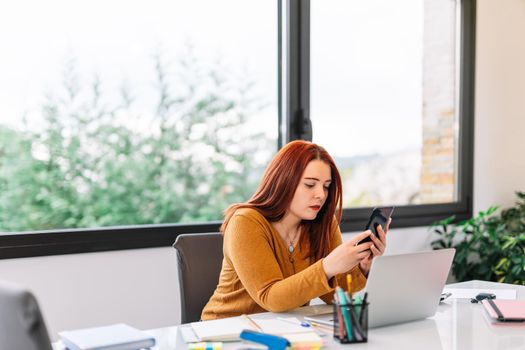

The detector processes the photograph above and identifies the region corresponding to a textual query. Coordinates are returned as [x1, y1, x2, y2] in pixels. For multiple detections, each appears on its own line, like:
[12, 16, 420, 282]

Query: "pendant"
[288, 243, 294, 253]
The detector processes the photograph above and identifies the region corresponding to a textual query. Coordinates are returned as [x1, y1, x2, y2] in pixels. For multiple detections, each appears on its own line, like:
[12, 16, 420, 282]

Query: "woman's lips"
[309, 205, 321, 211]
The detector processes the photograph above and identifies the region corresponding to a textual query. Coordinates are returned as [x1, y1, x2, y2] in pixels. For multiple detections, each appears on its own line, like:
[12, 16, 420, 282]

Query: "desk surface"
[147, 280, 525, 350]
[53, 280, 525, 350]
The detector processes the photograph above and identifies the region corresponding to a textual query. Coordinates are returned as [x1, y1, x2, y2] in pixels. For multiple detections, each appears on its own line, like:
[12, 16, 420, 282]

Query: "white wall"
[474, 0, 525, 213]
[1, 0, 524, 341]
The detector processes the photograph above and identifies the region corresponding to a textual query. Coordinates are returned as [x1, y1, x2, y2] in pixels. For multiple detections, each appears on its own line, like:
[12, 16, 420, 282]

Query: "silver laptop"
[305, 249, 455, 329]
[365, 248, 455, 328]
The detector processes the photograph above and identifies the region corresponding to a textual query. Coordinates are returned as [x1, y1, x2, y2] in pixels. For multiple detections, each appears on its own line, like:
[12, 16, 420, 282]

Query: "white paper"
[190, 316, 312, 341]
[442, 288, 517, 300]
[190, 317, 247, 341]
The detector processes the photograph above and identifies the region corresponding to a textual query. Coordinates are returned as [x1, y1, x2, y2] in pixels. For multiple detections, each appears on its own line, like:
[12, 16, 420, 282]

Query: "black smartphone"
[361, 206, 394, 243]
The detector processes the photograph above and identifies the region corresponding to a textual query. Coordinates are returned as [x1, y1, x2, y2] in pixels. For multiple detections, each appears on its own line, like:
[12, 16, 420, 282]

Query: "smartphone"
[361, 206, 394, 243]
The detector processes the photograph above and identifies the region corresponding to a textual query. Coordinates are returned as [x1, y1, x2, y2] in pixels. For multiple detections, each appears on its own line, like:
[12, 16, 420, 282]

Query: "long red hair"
[221, 140, 343, 261]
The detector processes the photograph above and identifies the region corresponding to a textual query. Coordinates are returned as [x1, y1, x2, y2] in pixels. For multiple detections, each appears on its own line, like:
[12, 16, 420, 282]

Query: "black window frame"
[0, 0, 475, 259]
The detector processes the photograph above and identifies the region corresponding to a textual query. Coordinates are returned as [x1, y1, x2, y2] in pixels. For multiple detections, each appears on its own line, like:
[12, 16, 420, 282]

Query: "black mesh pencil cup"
[333, 301, 369, 344]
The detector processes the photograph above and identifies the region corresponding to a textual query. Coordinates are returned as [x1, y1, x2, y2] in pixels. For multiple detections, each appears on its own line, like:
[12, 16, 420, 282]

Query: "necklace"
[286, 229, 300, 254]
[273, 222, 300, 256]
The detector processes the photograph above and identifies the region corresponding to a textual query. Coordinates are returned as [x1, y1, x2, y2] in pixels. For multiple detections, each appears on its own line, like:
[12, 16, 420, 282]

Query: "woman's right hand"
[322, 230, 374, 280]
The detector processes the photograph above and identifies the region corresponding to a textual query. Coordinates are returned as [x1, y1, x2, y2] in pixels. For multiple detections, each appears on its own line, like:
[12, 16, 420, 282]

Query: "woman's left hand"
[359, 218, 391, 276]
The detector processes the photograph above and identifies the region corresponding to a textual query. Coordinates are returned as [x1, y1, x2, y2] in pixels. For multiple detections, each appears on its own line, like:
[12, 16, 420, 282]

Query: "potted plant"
[431, 192, 525, 285]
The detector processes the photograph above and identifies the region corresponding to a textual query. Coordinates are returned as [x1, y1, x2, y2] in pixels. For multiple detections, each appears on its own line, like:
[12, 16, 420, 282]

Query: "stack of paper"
[59, 323, 155, 350]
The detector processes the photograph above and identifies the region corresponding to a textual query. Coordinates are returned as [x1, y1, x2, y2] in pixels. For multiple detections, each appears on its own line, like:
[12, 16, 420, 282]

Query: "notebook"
[189, 317, 312, 342]
[58, 323, 155, 350]
[482, 299, 525, 322]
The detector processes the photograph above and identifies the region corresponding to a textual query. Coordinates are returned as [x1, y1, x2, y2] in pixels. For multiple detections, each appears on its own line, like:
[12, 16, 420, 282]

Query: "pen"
[361, 292, 368, 306]
[348, 305, 364, 342]
[440, 292, 452, 302]
[241, 314, 263, 332]
[359, 292, 368, 324]
[275, 317, 310, 328]
[306, 321, 333, 333]
[349, 294, 365, 341]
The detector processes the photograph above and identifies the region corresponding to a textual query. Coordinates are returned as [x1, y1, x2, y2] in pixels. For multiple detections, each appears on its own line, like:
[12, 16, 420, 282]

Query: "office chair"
[0, 280, 53, 350]
[173, 232, 224, 324]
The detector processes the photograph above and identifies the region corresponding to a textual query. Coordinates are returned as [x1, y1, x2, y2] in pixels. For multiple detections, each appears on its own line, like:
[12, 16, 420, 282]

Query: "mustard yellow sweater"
[201, 208, 367, 320]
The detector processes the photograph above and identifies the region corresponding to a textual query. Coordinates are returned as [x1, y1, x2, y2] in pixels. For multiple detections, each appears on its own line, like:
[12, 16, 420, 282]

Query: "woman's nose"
[315, 186, 325, 200]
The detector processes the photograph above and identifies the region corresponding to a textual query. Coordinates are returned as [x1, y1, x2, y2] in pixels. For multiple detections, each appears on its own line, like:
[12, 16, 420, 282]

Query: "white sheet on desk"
[185, 317, 311, 343]
[443, 288, 517, 300]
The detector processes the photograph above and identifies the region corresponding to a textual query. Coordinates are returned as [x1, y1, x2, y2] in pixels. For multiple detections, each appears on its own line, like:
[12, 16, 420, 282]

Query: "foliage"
[431, 192, 525, 285]
[0, 50, 272, 232]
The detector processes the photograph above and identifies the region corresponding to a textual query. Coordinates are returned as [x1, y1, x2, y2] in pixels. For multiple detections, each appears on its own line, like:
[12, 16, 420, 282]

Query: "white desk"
[53, 280, 525, 350]
[146, 281, 525, 350]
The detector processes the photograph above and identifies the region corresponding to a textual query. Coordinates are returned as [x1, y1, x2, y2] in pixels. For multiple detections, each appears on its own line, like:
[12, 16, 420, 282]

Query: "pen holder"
[333, 301, 369, 344]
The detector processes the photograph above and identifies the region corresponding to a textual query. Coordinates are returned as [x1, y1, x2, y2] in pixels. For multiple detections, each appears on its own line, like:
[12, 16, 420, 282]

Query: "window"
[312, 0, 458, 207]
[0, 0, 474, 258]
[284, 0, 474, 231]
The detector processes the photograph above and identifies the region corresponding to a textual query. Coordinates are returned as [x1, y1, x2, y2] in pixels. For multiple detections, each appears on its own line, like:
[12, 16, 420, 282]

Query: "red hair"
[221, 140, 343, 261]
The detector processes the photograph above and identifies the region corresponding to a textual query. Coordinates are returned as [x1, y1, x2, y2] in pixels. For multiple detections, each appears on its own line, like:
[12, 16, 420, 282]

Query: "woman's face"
[288, 159, 332, 222]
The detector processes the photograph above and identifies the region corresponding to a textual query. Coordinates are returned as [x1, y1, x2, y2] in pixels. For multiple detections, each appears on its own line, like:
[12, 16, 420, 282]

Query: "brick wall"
[421, 0, 457, 203]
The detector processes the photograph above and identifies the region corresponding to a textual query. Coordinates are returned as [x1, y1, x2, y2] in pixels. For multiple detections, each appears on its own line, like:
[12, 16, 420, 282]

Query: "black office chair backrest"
[173, 232, 224, 324]
[0, 280, 53, 350]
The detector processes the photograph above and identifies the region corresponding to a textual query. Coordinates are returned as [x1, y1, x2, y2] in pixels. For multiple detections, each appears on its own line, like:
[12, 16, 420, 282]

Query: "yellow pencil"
[346, 274, 353, 297]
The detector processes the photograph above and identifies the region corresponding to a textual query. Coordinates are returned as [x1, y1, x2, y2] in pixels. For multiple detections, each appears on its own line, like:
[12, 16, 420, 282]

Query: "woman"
[201, 140, 390, 320]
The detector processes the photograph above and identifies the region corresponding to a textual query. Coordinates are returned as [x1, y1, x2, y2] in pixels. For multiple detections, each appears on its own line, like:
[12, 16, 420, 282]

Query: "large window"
[0, 0, 474, 258]
[0, 1, 277, 232]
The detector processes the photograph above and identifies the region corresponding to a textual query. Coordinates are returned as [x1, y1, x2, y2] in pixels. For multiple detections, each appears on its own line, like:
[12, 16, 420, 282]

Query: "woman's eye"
[305, 183, 315, 188]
